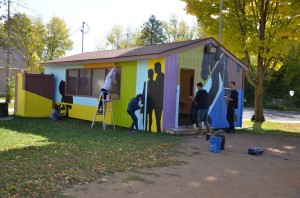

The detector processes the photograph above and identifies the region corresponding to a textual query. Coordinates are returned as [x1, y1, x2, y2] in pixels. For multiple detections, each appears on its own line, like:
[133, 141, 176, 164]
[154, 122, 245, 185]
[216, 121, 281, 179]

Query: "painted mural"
[177, 46, 244, 129]
[140, 62, 165, 132]
[40, 40, 245, 132]
[58, 80, 73, 117]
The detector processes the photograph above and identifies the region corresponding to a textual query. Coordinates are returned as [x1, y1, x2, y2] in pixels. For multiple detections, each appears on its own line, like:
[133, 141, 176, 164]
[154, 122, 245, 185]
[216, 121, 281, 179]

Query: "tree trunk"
[254, 82, 265, 122]
[254, 62, 265, 122]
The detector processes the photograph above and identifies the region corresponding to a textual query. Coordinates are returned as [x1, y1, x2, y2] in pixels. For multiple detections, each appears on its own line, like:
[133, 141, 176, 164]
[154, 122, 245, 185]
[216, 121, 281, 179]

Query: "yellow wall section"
[148, 58, 165, 82]
[16, 73, 25, 116]
[17, 91, 52, 117]
[16, 73, 52, 117]
[55, 102, 112, 123]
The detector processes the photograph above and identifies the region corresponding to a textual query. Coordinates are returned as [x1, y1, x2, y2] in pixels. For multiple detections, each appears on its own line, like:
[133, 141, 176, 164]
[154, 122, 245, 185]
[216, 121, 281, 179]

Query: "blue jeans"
[197, 109, 208, 122]
[127, 111, 138, 130]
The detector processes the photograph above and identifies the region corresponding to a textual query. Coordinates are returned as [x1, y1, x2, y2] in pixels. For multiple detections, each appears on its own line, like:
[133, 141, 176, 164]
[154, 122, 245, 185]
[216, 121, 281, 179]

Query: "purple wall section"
[162, 54, 178, 131]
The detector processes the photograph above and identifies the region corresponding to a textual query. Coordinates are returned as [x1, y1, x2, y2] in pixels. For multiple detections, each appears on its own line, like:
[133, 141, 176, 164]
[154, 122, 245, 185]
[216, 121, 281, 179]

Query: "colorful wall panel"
[163, 54, 179, 131]
[139, 58, 165, 132]
[16, 73, 54, 117]
[178, 45, 245, 129]
[45, 64, 111, 123]
[136, 60, 148, 130]
[113, 61, 137, 127]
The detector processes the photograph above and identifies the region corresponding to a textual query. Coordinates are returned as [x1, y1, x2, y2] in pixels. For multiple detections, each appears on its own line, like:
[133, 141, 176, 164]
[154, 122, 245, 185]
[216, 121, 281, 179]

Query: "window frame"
[65, 67, 121, 98]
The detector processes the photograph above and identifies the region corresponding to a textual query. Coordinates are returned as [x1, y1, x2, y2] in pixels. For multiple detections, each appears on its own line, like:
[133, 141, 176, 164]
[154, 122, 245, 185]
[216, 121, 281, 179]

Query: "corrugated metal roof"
[41, 37, 248, 71]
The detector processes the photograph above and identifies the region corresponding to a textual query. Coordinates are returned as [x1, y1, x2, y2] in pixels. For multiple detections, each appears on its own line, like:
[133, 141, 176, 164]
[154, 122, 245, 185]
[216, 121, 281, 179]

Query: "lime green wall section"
[113, 61, 137, 127]
[178, 46, 204, 83]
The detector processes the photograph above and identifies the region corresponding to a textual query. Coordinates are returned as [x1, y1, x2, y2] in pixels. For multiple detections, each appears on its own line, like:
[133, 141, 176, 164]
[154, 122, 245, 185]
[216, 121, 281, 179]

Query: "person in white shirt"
[98, 66, 117, 112]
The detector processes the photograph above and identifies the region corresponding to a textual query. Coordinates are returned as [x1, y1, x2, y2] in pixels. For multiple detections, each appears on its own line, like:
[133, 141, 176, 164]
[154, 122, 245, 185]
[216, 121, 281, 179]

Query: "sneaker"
[128, 129, 134, 133]
[97, 109, 103, 114]
[134, 129, 140, 132]
[225, 129, 235, 134]
[196, 135, 204, 138]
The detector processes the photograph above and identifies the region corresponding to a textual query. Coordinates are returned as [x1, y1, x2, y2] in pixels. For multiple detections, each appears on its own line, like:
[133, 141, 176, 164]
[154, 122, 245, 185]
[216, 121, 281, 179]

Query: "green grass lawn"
[241, 120, 300, 136]
[1, 117, 300, 197]
[0, 117, 181, 197]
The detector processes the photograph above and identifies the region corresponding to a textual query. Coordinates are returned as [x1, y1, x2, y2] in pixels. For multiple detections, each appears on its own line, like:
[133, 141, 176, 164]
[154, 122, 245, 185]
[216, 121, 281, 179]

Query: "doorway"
[179, 69, 195, 126]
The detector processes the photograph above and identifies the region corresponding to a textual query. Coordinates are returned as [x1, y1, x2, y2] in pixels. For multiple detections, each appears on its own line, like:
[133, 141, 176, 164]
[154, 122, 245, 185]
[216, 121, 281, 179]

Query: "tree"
[97, 26, 141, 50]
[140, 15, 166, 45]
[163, 14, 200, 42]
[120, 27, 143, 48]
[0, 1, 4, 21]
[182, 0, 300, 121]
[263, 43, 300, 108]
[282, 44, 300, 106]
[106, 25, 123, 49]
[43, 17, 73, 61]
[0, 13, 46, 72]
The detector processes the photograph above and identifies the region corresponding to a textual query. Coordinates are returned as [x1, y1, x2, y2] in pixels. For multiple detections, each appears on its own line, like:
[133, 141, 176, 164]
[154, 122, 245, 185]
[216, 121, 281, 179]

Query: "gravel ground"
[62, 133, 300, 198]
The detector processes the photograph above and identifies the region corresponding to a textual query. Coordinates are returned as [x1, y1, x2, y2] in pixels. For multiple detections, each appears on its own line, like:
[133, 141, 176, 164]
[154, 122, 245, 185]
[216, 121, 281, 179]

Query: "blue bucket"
[210, 136, 222, 153]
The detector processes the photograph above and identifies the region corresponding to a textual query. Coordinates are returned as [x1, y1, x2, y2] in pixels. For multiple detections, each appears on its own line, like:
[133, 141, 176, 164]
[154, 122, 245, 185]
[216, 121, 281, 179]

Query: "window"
[66, 67, 121, 98]
[66, 69, 77, 95]
[78, 69, 91, 95]
[91, 69, 105, 97]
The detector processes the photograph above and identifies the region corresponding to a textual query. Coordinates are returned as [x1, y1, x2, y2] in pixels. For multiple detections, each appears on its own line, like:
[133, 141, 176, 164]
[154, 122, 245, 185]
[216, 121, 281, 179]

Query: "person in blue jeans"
[127, 94, 143, 133]
[189, 82, 210, 138]
[49, 105, 62, 121]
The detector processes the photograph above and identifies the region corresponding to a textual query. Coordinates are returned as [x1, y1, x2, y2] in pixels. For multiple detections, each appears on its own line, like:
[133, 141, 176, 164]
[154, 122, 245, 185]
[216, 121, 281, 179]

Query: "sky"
[10, 0, 197, 56]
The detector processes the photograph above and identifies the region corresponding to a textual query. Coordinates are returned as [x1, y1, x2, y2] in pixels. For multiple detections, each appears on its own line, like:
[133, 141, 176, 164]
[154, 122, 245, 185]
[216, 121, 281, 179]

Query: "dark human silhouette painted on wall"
[142, 69, 155, 132]
[142, 62, 164, 132]
[154, 62, 164, 132]
[58, 80, 73, 117]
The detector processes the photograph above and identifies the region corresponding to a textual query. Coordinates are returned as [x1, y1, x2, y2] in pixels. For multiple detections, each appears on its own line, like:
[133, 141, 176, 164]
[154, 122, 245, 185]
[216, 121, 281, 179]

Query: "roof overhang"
[41, 37, 248, 71]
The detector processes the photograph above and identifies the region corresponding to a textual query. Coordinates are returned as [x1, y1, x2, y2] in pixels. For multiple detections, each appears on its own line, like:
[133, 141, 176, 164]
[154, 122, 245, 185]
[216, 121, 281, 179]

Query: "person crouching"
[127, 94, 143, 133]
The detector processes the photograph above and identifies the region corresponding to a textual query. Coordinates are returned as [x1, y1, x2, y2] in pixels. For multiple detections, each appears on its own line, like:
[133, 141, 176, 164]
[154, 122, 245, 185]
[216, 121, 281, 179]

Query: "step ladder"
[91, 92, 115, 130]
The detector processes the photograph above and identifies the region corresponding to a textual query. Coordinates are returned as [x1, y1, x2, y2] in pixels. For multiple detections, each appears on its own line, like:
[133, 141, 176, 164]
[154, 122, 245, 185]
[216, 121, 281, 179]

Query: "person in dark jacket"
[189, 82, 210, 138]
[224, 81, 239, 133]
[127, 94, 143, 133]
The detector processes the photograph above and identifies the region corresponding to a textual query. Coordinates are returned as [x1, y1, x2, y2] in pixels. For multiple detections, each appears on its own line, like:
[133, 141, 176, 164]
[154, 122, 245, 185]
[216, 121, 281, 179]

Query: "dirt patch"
[62, 133, 300, 198]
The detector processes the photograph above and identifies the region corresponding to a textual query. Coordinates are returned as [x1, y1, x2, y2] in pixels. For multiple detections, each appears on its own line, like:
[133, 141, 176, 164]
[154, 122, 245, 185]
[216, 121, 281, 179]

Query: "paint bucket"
[206, 134, 211, 141]
[209, 136, 222, 153]
[216, 134, 225, 150]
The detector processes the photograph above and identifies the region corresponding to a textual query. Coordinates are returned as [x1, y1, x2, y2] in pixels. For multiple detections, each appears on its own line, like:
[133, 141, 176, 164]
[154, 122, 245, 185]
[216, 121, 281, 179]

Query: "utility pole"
[5, 0, 11, 103]
[218, 0, 223, 44]
[81, 22, 85, 53]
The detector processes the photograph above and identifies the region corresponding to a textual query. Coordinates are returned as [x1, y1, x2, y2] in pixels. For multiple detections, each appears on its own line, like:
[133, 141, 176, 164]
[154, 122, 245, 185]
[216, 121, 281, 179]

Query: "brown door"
[179, 69, 195, 126]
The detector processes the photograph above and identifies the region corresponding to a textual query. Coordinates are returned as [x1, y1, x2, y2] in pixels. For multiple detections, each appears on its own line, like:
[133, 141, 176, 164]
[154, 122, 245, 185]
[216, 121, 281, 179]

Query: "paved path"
[243, 108, 300, 123]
